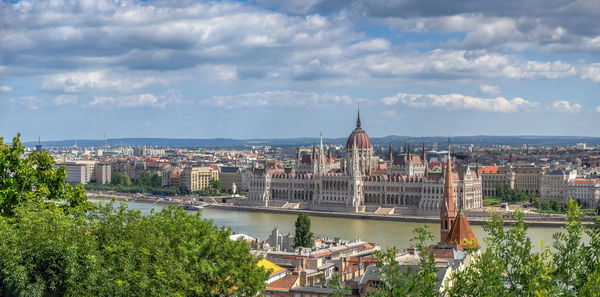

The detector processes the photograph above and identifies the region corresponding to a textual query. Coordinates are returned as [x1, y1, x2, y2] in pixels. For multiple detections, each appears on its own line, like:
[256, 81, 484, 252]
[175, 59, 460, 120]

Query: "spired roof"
[346, 110, 372, 149]
[446, 211, 479, 249]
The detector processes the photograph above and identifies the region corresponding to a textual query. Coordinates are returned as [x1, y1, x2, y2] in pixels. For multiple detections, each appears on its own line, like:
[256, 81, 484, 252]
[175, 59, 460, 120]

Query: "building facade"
[181, 166, 219, 192]
[242, 113, 483, 214]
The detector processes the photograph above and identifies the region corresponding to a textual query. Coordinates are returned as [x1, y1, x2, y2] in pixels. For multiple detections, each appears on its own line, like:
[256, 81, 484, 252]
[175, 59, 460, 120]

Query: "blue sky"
[1, 0, 600, 141]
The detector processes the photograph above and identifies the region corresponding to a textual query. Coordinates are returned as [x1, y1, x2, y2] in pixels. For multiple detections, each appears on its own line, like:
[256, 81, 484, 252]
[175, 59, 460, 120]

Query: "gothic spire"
[441, 144, 457, 242]
[356, 108, 362, 128]
[388, 141, 393, 161]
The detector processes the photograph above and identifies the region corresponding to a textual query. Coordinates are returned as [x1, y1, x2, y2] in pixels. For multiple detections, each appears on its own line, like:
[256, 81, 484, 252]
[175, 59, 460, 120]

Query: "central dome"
[346, 111, 372, 149]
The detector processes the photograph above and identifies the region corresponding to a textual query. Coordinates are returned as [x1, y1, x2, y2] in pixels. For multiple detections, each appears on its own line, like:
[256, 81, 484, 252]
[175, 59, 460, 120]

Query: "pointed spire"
[318, 132, 325, 174]
[441, 142, 457, 243]
[296, 146, 301, 160]
[388, 141, 393, 161]
[356, 108, 362, 128]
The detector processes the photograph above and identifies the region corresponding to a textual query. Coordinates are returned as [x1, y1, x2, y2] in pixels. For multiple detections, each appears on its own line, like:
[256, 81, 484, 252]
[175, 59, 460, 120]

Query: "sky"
[1, 0, 600, 142]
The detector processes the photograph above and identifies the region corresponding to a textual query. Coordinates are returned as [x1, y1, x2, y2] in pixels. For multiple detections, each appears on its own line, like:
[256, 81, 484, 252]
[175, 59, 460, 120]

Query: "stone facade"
[242, 113, 483, 214]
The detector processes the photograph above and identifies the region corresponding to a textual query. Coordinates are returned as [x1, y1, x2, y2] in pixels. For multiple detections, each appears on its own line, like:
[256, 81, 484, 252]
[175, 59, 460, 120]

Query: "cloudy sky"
[1, 0, 600, 141]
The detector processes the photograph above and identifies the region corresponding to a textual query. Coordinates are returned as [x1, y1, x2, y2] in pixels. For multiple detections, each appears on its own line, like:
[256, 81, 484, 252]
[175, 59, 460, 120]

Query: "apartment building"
[181, 166, 219, 192]
[56, 161, 111, 185]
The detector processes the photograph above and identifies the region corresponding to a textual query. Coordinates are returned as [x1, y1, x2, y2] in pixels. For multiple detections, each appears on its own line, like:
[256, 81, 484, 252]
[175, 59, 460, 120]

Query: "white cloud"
[53, 94, 78, 106]
[549, 100, 582, 113]
[581, 64, 600, 82]
[382, 93, 539, 112]
[596, 106, 600, 113]
[479, 84, 500, 95]
[204, 90, 355, 109]
[42, 71, 165, 93]
[89, 92, 181, 108]
[0, 85, 13, 92]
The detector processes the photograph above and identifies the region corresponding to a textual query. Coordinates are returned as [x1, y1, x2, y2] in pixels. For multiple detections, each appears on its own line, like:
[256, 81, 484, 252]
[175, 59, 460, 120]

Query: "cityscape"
[2, 0, 600, 296]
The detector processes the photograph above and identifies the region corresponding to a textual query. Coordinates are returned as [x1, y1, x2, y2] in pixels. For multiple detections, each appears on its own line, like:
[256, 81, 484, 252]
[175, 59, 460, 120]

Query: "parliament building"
[243, 112, 483, 215]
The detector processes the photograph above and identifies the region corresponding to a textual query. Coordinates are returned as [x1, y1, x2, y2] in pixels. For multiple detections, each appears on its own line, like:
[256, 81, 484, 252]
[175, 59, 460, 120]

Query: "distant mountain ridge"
[23, 135, 600, 148]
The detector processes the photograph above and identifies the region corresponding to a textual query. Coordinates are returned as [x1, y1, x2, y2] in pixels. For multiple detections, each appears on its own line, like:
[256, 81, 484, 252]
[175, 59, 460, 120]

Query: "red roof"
[479, 166, 499, 174]
[346, 127, 372, 149]
[446, 213, 479, 249]
[266, 275, 298, 292]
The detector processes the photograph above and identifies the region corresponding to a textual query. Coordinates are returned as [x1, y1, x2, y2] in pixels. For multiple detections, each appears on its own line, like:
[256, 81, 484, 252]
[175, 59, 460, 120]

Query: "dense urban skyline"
[2, 0, 600, 141]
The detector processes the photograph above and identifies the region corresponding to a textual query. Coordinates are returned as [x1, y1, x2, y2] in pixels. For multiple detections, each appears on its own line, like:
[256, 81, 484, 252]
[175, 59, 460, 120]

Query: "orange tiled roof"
[446, 212, 479, 249]
[479, 166, 499, 174]
[266, 274, 299, 292]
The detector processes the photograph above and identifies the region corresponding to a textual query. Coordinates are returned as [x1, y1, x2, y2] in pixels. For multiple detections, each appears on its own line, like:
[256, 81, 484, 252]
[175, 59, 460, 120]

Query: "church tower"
[440, 149, 457, 242]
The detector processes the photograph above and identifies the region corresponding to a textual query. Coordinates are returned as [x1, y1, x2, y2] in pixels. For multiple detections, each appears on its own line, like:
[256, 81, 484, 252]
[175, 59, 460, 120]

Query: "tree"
[329, 274, 351, 297]
[150, 173, 162, 187]
[448, 210, 560, 297]
[209, 178, 221, 193]
[0, 203, 269, 297]
[0, 134, 89, 217]
[0, 134, 269, 296]
[369, 226, 440, 297]
[294, 213, 313, 248]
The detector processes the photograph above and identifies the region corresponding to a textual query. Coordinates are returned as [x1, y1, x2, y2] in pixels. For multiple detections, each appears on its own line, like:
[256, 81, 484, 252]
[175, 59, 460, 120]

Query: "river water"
[100, 199, 566, 251]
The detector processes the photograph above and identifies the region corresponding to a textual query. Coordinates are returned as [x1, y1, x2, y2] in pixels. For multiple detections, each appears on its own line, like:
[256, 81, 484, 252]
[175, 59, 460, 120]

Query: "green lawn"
[483, 197, 503, 206]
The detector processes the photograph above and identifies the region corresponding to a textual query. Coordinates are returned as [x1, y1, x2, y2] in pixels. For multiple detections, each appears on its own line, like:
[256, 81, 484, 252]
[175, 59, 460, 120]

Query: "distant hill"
[23, 135, 600, 148]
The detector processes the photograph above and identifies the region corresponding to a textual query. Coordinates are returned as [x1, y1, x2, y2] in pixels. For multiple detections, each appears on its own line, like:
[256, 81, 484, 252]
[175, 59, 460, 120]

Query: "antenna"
[38, 137, 40, 145]
[104, 132, 107, 148]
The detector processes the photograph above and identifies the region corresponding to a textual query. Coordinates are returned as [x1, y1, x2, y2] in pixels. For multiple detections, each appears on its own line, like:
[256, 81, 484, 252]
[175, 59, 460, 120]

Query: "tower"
[440, 149, 457, 242]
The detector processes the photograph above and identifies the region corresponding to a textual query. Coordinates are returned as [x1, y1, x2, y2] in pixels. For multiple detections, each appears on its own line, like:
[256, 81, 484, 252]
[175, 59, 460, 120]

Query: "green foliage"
[329, 274, 351, 297]
[482, 197, 502, 206]
[449, 210, 561, 297]
[0, 134, 89, 217]
[535, 199, 575, 214]
[0, 134, 268, 296]
[294, 213, 313, 248]
[495, 185, 537, 203]
[552, 199, 600, 296]
[369, 226, 440, 297]
[111, 173, 132, 186]
[0, 202, 269, 297]
[193, 179, 223, 196]
[85, 183, 181, 196]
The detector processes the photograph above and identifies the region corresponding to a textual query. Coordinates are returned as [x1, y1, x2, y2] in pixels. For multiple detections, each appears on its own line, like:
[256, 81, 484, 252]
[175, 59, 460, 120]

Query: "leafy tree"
[294, 213, 313, 248]
[369, 226, 440, 297]
[329, 274, 351, 297]
[209, 178, 221, 192]
[0, 202, 269, 297]
[0, 134, 89, 217]
[150, 173, 162, 187]
[448, 210, 560, 297]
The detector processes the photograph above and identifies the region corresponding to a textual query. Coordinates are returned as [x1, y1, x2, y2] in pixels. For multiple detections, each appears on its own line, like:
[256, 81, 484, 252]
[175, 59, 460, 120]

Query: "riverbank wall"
[88, 192, 591, 228]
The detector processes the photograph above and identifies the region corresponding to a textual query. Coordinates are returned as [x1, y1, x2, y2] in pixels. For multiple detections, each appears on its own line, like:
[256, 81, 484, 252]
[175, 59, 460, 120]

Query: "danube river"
[102, 199, 565, 251]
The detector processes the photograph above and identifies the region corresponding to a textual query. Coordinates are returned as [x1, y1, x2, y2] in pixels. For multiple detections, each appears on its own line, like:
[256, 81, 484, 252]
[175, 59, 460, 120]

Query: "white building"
[242, 113, 483, 214]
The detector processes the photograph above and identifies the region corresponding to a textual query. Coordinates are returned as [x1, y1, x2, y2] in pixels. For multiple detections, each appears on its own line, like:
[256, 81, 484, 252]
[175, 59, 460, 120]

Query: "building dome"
[346, 111, 372, 149]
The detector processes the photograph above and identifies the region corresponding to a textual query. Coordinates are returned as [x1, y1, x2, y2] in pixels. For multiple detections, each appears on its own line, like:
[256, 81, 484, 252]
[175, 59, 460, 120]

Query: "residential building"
[181, 166, 219, 192]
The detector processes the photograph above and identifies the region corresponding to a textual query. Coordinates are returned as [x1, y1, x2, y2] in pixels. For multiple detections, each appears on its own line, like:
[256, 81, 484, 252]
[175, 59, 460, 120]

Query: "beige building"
[513, 167, 545, 194]
[569, 179, 600, 208]
[479, 166, 515, 198]
[181, 166, 219, 192]
[540, 169, 577, 202]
